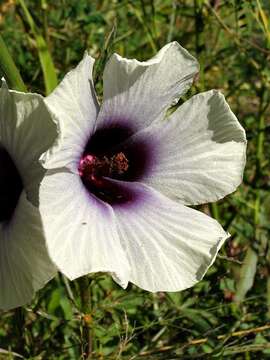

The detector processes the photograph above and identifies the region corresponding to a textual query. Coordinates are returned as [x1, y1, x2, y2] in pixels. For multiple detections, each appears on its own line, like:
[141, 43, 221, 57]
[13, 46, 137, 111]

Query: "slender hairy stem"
[14, 308, 26, 356]
[254, 90, 265, 238]
[78, 276, 93, 359]
[194, 0, 221, 223]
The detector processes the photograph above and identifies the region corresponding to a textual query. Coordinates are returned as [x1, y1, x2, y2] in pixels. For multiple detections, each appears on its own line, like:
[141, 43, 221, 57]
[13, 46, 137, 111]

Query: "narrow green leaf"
[18, 0, 57, 95]
[234, 247, 258, 302]
[0, 34, 27, 92]
[267, 276, 270, 319]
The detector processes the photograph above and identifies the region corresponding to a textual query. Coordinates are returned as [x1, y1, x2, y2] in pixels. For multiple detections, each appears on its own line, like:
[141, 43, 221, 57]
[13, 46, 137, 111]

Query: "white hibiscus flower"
[0, 80, 57, 310]
[39, 42, 246, 292]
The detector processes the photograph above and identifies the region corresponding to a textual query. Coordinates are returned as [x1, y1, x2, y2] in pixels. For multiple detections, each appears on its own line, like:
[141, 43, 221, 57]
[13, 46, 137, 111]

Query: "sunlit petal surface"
[40, 42, 246, 291]
[0, 193, 55, 310]
[39, 170, 130, 287]
[98, 41, 199, 131]
[0, 81, 57, 310]
[124, 90, 247, 205]
[112, 181, 229, 291]
[42, 53, 99, 171]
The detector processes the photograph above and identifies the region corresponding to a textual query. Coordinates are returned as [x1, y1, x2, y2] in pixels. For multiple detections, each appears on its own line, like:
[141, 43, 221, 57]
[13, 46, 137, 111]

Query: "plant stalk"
[0, 34, 27, 92]
[78, 276, 93, 359]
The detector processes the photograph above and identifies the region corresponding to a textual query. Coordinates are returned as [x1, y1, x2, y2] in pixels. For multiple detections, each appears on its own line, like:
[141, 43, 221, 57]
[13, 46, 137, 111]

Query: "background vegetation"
[0, 0, 270, 358]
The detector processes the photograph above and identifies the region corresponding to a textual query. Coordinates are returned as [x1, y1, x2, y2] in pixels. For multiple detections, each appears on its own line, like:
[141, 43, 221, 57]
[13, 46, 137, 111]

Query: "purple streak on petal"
[0, 146, 23, 223]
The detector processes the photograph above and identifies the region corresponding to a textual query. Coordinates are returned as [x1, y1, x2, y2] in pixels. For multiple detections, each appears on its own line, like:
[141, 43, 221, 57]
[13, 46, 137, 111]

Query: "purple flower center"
[78, 124, 151, 205]
[0, 146, 23, 223]
[79, 152, 129, 180]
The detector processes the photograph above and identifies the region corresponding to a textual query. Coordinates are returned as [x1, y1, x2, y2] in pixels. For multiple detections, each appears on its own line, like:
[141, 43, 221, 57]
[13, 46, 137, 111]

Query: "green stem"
[267, 276, 270, 319]
[211, 203, 220, 222]
[167, 0, 177, 43]
[235, 93, 265, 303]
[129, 3, 157, 53]
[254, 95, 265, 238]
[235, 92, 265, 303]
[18, 0, 58, 95]
[14, 308, 26, 356]
[254, 194, 260, 231]
[78, 276, 93, 359]
[256, 112, 265, 175]
[194, 0, 220, 222]
[0, 34, 27, 92]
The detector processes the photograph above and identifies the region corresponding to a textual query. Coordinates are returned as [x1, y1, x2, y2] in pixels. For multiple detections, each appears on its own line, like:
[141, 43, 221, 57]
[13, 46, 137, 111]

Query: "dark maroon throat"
[0, 146, 23, 223]
[78, 124, 150, 206]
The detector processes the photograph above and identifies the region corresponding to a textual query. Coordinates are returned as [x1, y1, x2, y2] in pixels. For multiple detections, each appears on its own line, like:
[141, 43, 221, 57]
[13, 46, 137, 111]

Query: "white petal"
[113, 182, 229, 292]
[41, 53, 99, 171]
[0, 82, 57, 204]
[130, 90, 247, 205]
[0, 193, 56, 310]
[39, 170, 130, 286]
[98, 42, 199, 131]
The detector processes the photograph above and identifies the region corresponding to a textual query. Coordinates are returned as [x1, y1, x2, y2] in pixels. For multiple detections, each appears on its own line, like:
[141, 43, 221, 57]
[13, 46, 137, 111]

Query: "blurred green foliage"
[0, 0, 270, 358]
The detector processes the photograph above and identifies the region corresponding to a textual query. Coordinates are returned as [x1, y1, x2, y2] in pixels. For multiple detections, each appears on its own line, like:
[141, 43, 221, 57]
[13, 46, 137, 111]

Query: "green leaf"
[0, 34, 27, 92]
[234, 247, 258, 302]
[18, 0, 57, 95]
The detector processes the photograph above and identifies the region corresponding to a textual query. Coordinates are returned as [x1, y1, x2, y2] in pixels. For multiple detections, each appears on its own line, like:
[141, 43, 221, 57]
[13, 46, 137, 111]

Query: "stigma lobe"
[78, 152, 129, 186]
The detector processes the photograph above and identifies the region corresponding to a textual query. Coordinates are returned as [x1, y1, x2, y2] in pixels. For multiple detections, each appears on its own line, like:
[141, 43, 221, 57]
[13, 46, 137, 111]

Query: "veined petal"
[0, 193, 56, 310]
[127, 90, 246, 205]
[39, 170, 130, 286]
[97, 42, 199, 132]
[0, 82, 57, 204]
[41, 53, 99, 171]
[113, 182, 229, 292]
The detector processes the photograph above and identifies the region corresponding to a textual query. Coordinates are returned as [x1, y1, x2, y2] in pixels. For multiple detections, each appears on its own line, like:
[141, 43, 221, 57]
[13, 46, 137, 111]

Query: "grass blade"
[18, 0, 57, 94]
[0, 33, 26, 92]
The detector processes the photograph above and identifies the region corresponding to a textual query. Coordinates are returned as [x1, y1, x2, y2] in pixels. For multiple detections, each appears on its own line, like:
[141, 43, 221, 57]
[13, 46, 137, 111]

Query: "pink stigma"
[78, 152, 129, 186]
